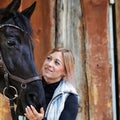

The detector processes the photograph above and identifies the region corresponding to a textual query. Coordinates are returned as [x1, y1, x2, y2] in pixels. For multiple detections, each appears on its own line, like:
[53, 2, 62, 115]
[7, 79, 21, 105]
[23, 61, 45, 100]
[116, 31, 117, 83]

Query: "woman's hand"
[24, 105, 44, 120]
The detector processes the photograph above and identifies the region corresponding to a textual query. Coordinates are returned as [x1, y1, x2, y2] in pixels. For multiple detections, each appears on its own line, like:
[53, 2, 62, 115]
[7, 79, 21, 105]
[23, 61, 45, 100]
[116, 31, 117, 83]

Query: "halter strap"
[0, 51, 41, 86]
[0, 24, 27, 33]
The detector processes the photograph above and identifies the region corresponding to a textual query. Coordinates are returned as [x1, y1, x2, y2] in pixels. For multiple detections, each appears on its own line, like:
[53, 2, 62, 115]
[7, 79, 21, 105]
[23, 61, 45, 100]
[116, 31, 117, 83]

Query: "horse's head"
[0, 0, 45, 116]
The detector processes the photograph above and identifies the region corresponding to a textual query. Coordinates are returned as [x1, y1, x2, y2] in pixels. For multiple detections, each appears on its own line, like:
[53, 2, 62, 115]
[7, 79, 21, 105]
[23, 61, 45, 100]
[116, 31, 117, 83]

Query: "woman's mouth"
[44, 67, 53, 73]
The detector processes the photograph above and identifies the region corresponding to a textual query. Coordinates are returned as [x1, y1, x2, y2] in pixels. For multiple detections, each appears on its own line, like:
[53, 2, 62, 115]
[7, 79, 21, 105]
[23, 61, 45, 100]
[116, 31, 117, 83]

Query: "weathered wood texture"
[81, 0, 112, 120]
[115, 0, 120, 117]
[0, 0, 115, 120]
[0, 94, 11, 120]
[55, 0, 87, 119]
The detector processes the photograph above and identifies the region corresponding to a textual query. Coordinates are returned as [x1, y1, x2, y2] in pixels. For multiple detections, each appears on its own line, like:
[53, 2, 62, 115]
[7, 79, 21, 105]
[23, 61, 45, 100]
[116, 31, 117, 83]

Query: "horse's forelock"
[0, 12, 33, 37]
[13, 13, 33, 36]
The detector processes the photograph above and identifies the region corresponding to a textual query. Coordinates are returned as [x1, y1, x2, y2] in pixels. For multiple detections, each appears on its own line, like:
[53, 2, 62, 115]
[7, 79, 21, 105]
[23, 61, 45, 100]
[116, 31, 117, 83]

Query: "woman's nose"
[48, 60, 54, 66]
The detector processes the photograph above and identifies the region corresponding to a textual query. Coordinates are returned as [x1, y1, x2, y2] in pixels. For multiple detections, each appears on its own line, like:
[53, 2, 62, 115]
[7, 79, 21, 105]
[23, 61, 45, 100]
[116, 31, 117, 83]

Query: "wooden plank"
[0, 0, 10, 7]
[115, 0, 120, 116]
[55, 0, 88, 119]
[0, 94, 12, 120]
[81, 0, 112, 119]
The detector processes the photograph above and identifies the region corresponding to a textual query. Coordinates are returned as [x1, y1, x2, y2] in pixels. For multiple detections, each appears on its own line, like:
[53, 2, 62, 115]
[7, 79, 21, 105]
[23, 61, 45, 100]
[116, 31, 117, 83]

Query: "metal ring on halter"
[3, 86, 18, 100]
[21, 83, 27, 89]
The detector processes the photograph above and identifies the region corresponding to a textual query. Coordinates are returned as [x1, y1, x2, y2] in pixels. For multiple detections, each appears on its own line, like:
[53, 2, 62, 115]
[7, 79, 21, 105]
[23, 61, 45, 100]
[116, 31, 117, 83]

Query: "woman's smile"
[44, 66, 53, 73]
[42, 51, 66, 83]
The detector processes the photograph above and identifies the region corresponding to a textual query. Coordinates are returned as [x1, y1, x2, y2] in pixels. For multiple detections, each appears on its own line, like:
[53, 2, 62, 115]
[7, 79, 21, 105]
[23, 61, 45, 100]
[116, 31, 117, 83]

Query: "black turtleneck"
[42, 78, 78, 120]
[42, 78, 61, 110]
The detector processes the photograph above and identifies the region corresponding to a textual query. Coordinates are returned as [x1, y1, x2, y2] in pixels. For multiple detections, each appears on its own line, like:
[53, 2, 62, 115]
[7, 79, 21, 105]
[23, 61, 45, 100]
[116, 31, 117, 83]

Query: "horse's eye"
[7, 40, 16, 46]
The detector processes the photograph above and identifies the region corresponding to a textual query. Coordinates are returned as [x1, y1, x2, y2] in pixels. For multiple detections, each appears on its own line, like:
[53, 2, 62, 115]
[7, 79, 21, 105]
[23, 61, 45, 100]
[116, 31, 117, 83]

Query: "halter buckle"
[3, 86, 18, 100]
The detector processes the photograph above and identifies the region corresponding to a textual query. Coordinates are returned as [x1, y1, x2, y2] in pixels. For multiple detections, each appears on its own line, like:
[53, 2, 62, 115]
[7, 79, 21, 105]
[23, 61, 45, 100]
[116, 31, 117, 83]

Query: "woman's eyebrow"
[56, 58, 63, 64]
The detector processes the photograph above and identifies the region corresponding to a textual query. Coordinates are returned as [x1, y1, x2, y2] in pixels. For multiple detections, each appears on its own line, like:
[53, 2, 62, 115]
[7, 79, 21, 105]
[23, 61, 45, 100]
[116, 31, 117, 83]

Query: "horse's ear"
[21, 2, 36, 19]
[6, 0, 21, 13]
[0, 0, 21, 21]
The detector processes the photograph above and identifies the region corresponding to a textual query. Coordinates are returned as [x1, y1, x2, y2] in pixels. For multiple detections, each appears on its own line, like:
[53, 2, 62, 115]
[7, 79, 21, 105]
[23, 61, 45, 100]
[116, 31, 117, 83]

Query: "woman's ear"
[62, 72, 67, 78]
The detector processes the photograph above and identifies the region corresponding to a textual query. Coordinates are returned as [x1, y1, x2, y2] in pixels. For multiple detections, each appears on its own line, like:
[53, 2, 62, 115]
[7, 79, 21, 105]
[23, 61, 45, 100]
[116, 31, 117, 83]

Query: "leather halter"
[0, 24, 42, 120]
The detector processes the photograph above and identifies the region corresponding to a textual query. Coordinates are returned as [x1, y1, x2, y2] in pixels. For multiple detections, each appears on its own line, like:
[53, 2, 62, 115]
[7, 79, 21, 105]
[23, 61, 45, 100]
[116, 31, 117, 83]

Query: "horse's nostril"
[29, 93, 37, 102]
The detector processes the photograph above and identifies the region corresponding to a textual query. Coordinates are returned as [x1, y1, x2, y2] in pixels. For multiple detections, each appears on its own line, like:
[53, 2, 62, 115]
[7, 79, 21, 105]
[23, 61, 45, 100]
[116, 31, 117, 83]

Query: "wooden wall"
[55, 0, 87, 119]
[115, 0, 120, 117]
[0, 0, 117, 120]
[81, 0, 112, 119]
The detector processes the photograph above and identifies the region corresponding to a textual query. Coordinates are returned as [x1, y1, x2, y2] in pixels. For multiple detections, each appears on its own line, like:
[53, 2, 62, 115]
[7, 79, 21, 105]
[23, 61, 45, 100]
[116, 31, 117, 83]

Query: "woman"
[25, 47, 79, 120]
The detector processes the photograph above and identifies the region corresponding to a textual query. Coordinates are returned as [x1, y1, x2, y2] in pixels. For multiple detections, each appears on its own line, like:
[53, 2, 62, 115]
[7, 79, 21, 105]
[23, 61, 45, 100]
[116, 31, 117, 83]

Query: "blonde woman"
[25, 47, 79, 120]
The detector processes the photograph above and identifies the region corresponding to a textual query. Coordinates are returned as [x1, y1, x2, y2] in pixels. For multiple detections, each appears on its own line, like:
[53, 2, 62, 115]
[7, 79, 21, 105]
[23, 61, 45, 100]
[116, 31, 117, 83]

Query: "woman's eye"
[55, 61, 60, 65]
[47, 56, 51, 61]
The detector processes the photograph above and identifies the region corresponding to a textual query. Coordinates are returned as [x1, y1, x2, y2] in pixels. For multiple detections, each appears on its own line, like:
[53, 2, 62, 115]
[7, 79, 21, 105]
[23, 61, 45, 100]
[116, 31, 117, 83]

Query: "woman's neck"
[43, 76, 62, 84]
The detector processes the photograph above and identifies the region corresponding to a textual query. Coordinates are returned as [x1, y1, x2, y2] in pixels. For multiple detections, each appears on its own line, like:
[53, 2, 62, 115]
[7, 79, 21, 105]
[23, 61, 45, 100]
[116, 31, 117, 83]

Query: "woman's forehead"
[49, 51, 62, 57]
[49, 51, 63, 61]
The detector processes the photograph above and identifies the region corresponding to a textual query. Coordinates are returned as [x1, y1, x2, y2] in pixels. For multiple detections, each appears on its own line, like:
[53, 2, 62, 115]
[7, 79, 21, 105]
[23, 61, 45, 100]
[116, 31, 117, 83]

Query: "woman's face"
[42, 51, 66, 83]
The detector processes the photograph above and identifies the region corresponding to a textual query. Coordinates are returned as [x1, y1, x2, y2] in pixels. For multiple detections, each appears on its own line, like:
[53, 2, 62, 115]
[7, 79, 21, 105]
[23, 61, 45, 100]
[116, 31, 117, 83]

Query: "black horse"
[0, 0, 45, 119]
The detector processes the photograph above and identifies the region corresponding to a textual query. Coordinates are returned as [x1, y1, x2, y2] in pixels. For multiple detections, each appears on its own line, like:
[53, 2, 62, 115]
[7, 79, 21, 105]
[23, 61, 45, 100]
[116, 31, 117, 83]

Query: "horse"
[0, 0, 45, 119]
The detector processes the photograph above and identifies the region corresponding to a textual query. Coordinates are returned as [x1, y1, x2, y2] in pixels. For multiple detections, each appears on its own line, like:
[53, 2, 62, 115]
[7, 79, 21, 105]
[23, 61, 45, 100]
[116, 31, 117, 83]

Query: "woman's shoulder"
[67, 93, 78, 103]
[52, 79, 79, 100]
[64, 94, 79, 114]
[60, 93, 79, 120]
[60, 80, 78, 95]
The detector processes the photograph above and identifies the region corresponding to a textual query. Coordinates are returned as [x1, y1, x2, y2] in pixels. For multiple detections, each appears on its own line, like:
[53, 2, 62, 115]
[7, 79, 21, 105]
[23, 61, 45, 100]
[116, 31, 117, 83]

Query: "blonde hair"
[47, 47, 75, 82]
